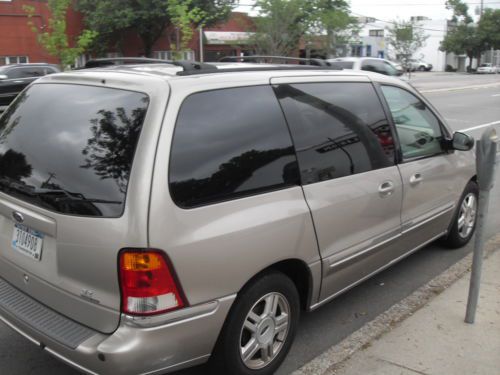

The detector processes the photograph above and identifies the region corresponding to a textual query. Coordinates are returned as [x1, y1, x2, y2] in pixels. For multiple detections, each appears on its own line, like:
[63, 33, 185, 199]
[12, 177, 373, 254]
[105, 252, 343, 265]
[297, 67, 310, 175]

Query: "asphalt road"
[0, 73, 499, 375]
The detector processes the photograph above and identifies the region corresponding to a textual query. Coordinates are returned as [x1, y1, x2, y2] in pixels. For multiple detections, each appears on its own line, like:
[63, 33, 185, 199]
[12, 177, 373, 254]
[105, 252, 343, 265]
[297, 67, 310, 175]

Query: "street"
[0, 72, 499, 375]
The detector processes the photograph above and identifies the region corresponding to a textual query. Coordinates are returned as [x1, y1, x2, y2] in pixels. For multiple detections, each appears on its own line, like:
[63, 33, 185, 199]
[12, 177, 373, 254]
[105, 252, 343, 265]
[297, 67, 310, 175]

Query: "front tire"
[442, 181, 478, 248]
[209, 272, 300, 375]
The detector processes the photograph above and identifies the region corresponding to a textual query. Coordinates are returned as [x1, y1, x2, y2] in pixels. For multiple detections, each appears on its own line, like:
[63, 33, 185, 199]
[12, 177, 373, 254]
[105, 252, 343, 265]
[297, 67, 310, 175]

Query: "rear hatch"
[0, 81, 151, 333]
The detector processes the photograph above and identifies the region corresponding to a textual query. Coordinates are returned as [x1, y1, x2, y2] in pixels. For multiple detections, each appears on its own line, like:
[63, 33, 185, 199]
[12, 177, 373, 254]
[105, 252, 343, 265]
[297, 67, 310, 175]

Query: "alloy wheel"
[239, 292, 290, 370]
[457, 193, 477, 239]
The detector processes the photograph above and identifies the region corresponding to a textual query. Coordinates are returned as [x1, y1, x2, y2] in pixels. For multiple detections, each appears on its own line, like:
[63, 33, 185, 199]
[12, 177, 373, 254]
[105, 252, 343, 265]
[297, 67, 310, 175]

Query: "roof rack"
[219, 55, 329, 66]
[81, 57, 218, 72]
[78, 56, 342, 76]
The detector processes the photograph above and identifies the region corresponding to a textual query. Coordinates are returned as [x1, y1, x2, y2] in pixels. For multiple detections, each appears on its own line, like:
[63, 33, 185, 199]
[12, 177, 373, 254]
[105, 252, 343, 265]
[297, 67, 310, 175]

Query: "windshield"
[0, 83, 149, 217]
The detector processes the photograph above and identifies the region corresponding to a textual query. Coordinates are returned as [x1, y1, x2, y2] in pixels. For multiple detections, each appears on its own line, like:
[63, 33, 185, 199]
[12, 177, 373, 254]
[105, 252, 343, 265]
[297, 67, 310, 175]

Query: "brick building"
[0, 0, 255, 66]
[0, 0, 84, 65]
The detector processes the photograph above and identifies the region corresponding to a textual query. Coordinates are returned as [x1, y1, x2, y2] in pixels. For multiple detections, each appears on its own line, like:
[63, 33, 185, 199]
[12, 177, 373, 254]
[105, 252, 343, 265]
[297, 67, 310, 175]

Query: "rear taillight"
[119, 250, 185, 316]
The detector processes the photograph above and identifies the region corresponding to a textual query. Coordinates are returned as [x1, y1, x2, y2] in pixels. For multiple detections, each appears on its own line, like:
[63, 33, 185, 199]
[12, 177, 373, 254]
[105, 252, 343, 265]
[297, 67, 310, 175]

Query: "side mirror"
[0, 74, 8, 80]
[452, 132, 474, 151]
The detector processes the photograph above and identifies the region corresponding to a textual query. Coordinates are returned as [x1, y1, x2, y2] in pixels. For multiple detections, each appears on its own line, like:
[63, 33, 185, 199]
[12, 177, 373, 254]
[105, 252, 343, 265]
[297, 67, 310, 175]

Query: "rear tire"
[209, 272, 300, 375]
[442, 181, 478, 249]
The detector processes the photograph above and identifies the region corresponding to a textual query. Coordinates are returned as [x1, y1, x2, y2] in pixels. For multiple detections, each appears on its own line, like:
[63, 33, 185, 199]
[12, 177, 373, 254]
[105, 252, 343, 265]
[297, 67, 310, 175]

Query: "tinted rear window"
[0, 84, 149, 217]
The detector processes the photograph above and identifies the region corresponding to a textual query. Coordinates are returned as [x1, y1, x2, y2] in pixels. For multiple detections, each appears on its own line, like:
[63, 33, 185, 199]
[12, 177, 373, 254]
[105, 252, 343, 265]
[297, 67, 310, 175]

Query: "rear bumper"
[0, 276, 236, 374]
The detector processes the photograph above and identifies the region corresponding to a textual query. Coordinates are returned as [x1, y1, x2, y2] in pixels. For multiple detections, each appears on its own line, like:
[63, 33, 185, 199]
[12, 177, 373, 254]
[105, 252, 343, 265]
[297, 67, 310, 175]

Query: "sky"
[234, 0, 500, 21]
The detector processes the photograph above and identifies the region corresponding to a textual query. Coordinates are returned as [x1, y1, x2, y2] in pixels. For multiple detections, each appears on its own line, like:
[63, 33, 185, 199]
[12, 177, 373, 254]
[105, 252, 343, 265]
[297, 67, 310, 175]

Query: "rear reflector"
[119, 250, 185, 315]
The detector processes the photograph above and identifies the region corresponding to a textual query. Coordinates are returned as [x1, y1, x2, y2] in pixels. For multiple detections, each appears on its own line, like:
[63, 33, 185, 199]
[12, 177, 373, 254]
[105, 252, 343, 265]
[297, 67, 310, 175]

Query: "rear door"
[0, 81, 154, 332]
[272, 77, 403, 303]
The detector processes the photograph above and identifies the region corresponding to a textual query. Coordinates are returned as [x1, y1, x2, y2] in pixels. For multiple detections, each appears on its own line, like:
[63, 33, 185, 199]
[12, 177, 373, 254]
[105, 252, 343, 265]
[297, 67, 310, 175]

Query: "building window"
[351, 45, 362, 57]
[366, 45, 372, 57]
[369, 29, 384, 37]
[0, 56, 29, 65]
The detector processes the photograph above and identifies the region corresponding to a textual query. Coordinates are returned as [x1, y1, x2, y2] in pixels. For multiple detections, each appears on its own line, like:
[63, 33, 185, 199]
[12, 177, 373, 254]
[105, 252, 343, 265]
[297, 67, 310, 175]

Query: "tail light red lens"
[119, 250, 185, 316]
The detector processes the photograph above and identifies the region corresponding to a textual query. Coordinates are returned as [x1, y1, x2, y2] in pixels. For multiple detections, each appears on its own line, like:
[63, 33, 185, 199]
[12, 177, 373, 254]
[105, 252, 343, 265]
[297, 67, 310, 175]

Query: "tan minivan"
[0, 61, 476, 375]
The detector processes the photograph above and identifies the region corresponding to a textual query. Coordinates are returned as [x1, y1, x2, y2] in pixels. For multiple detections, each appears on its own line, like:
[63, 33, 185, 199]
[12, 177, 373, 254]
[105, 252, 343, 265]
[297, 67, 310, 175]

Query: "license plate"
[11, 224, 44, 261]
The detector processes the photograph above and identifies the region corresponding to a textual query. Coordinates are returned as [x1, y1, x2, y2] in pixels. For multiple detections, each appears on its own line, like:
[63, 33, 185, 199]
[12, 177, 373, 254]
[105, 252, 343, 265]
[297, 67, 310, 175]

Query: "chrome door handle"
[378, 181, 395, 197]
[409, 173, 423, 186]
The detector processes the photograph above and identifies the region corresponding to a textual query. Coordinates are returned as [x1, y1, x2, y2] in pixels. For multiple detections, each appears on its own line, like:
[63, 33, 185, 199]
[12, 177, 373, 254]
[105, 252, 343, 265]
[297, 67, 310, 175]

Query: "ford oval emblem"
[12, 211, 24, 223]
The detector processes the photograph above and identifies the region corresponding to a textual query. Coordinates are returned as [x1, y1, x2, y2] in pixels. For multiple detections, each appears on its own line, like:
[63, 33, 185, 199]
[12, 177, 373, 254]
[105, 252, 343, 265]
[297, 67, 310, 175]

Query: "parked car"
[0, 59, 477, 375]
[477, 63, 499, 74]
[327, 57, 404, 76]
[0, 63, 60, 112]
[409, 59, 433, 72]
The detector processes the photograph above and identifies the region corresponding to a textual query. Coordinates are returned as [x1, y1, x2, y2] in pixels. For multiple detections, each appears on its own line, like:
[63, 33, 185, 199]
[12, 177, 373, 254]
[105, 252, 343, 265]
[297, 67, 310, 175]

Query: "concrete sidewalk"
[292, 236, 500, 375]
[332, 248, 500, 375]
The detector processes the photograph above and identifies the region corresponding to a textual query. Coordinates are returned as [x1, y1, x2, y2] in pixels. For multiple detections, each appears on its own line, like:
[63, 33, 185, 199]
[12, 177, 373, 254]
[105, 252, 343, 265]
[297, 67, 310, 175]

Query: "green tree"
[440, 23, 483, 70]
[76, 0, 234, 57]
[167, 0, 230, 57]
[478, 9, 500, 50]
[445, 0, 473, 24]
[386, 20, 428, 68]
[311, 0, 358, 58]
[250, 0, 313, 56]
[24, 0, 97, 68]
[439, 0, 490, 70]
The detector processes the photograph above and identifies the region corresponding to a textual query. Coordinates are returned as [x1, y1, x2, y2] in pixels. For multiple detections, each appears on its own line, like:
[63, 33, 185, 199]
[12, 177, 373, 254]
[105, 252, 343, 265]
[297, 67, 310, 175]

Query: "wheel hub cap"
[256, 317, 276, 345]
[457, 193, 477, 239]
[239, 292, 290, 370]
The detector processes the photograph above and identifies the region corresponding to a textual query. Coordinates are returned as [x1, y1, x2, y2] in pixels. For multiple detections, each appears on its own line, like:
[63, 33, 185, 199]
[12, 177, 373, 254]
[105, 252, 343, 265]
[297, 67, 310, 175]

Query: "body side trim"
[310, 231, 447, 310]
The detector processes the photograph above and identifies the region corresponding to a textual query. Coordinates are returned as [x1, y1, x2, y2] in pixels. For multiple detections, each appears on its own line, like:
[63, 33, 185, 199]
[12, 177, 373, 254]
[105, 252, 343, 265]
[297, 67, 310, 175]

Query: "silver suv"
[0, 60, 477, 375]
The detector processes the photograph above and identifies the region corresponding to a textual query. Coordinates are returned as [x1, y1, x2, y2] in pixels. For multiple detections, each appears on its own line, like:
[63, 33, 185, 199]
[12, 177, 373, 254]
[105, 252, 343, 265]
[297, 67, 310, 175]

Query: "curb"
[291, 234, 500, 375]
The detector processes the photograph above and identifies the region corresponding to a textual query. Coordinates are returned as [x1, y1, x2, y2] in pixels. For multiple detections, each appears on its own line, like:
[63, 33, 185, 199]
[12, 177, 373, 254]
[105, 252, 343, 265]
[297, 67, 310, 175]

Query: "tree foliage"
[440, 1, 500, 69]
[446, 0, 473, 24]
[24, 0, 97, 68]
[440, 24, 482, 68]
[311, 0, 358, 57]
[250, 0, 313, 56]
[386, 20, 428, 65]
[167, 0, 230, 55]
[478, 9, 500, 50]
[76, 0, 234, 57]
[250, 0, 356, 57]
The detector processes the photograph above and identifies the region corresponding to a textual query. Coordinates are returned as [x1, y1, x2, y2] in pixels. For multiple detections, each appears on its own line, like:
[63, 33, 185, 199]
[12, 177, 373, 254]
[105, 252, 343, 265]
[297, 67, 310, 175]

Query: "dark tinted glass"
[6, 68, 23, 79]
[0, 84, 149, 217]
[361, 60, 399, 76]
[274, 82, 394, 184]
[170, 86, 299, 208]
[328, 61, 354, 69]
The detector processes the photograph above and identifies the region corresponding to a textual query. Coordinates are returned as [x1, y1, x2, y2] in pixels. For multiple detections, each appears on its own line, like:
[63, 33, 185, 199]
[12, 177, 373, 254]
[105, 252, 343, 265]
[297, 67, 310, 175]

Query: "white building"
[349, 16, 450, 72]
[411, 17, 448, 72]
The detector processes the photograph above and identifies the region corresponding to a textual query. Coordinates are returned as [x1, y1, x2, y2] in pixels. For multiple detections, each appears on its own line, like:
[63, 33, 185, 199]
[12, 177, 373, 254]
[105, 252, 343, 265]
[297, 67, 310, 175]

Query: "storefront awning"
[204, 31, 254, 45]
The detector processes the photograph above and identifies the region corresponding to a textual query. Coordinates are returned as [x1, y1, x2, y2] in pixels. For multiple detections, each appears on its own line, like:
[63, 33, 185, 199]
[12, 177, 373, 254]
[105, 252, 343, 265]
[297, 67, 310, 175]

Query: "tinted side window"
[6, 69, 23, 79]
[328, 61, 354, 69]
[362, 59, 386, 74]
[274, 82, 394, 185]
[381, 85, 444, 160]
[169, 86, 299, 208]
